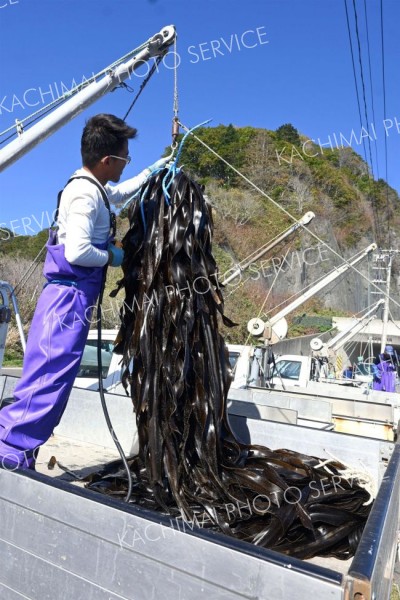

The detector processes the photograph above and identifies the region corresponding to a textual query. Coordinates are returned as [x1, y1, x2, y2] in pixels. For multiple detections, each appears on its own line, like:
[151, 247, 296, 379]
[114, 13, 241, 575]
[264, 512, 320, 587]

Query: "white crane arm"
[222, 211, 315, 286]
[325, 299, 385, 352]
[269, 243, 377, 327]
[0, 25, 176, 172]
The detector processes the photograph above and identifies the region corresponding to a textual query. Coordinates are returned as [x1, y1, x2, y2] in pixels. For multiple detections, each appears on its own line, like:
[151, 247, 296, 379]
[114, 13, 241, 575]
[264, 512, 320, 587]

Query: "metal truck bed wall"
[261, 379, 400, 407]
[229, 386, 397, 440]
[229, 387, 333, 423]
[0, 375, 139, 456]
[0, 375, 399, 599]
[231, 387, 395, 424]
[227, 398, 298, 425]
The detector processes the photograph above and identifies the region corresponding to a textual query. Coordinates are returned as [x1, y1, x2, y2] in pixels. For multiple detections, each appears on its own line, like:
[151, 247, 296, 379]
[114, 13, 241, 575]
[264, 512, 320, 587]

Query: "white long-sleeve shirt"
[57, 167, 150, 267]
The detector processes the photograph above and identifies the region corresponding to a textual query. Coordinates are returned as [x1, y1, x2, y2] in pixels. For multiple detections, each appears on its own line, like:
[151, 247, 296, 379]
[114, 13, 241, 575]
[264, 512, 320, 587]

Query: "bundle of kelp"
[90, 169, 371, 560]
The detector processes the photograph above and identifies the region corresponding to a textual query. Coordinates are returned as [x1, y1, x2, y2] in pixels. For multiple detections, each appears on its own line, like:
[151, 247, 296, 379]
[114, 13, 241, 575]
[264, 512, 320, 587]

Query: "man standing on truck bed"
[0, 113, 169, 470]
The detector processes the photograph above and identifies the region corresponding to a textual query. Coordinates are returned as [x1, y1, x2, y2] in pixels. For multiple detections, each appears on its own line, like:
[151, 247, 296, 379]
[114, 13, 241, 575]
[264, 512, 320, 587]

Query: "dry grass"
[392, 583, 400, 600]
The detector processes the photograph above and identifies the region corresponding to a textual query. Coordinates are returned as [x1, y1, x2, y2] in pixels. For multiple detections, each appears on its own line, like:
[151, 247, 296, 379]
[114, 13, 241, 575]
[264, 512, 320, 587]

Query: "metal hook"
[165, 146, 176, 161]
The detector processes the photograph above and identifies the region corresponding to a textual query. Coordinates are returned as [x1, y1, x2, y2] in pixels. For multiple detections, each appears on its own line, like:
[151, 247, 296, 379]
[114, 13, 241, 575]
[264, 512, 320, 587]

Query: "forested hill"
[177, 122, 399, 251]
[174, 123, 400, 340]
[1, 123, 399, 348]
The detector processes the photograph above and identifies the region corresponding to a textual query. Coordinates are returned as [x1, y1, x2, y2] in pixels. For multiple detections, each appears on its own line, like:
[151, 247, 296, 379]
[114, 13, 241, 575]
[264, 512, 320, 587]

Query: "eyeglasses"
[109, 154, 131, 165]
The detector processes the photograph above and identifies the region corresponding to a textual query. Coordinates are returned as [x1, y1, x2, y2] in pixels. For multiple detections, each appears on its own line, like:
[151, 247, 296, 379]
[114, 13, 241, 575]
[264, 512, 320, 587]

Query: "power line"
[363, 0, 380, 180]
[380, 0, 391, 247]
[343, 0, 369, 168]
[350, 0, 385, 246]
[343, 0, 385, 247]
[351, 0, 375, 178]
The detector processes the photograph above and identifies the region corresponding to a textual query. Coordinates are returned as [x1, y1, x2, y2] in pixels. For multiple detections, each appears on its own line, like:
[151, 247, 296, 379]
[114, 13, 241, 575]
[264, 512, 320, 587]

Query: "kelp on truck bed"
[88, 169, 371, 560]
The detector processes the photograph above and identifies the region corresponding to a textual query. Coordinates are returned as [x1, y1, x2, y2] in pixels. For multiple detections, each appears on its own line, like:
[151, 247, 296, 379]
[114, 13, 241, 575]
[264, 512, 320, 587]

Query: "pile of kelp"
[88, 169, 371, 560]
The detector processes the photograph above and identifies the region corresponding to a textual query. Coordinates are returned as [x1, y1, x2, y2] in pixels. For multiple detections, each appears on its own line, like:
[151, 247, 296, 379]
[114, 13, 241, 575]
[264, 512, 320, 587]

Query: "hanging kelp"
[89, 169, 371, 560]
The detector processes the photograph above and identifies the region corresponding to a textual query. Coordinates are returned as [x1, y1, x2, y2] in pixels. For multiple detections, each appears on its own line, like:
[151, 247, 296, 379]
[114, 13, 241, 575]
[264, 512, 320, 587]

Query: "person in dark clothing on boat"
[0, 114, 169, 470]
[343, 365, 353, 379]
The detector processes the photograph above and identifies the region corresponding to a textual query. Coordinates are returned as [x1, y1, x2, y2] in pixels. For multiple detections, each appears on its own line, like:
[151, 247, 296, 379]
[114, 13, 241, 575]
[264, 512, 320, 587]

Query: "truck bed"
[1, 375, 399, 599]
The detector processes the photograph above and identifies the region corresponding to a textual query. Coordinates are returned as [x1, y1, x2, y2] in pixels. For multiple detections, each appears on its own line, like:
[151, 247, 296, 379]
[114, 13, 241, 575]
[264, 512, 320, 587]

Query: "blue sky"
[0, 0, 399, 237]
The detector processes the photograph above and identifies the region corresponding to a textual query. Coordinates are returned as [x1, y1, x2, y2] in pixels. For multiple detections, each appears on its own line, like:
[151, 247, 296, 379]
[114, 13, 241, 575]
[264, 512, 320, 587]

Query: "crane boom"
[309, 298, 385, 357]
[0, 25, 176, 173]
[268, 243, 377, 327]
[221, 211, 315, 286]
[325, 299, 385, 352]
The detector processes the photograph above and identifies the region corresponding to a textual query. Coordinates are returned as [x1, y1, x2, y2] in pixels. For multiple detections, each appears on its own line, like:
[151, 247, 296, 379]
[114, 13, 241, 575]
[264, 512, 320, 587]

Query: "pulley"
[310, 337, 324, 351]
[247, 317, 265, 337]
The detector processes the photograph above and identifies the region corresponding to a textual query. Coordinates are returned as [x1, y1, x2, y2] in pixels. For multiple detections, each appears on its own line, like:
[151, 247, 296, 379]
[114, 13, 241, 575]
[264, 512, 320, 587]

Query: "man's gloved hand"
[147, 156, 170, 173]
[107, 242, 124, 267]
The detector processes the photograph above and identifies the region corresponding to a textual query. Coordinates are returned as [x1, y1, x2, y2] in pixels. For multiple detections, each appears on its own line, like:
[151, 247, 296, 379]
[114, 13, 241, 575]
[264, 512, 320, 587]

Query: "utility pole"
[380, 253, 393, 353]
[371, 249, 398, 353]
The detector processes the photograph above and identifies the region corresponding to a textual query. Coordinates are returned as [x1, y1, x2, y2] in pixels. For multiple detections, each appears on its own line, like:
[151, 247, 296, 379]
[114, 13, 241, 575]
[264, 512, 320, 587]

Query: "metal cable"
[344, 0, 383, 246]
[123, 56, 163, 121]
[313, 300, 384, 343]
[380, 0, 390, 248]
[343, 0, 368, 167]
[241, 246, 292, 350]
[363, 0, 380, 180]
[173, 37, 179, 118]
[352, 0, 375, 177]
[11, 244, 47, 296]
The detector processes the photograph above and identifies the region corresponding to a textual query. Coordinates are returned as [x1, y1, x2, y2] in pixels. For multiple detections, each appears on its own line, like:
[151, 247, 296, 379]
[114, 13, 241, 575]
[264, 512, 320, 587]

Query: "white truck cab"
[75, 333, 255, 394]
[74, 333, 372, 395]
[75, 329, 126, 394]
[269, 355, 312, 388]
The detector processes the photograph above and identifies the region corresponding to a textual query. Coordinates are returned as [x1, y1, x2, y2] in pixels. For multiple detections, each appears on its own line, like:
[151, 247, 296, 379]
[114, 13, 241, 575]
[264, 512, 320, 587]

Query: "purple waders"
[372, 355, 396, 393]
[0, 229, 106, 469]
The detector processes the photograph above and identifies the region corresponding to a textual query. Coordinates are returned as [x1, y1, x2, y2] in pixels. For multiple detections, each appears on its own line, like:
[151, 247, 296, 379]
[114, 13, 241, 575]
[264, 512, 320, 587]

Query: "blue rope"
[121, 181, 154, 234]
[139, 183, 150, 234]
[121, 188, 141, 211]
[121, 119, 212, 232]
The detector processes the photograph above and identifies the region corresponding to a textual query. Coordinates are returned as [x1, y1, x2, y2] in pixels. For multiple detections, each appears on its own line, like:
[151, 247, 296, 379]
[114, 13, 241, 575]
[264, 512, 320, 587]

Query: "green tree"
[275, 123, 301, 146]
[169, 124, 257, 184]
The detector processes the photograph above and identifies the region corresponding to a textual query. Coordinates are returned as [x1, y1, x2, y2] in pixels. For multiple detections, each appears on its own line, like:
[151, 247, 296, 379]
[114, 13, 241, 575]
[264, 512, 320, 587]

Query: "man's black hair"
[81, 114, 137, 168]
